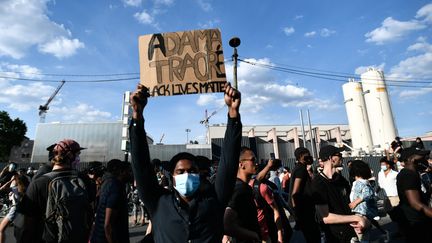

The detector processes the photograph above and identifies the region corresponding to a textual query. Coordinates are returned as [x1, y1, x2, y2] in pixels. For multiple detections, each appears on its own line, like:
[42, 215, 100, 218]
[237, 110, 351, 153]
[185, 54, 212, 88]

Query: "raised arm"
[129, 84, 161, 212]
[215, 83, 242, 205]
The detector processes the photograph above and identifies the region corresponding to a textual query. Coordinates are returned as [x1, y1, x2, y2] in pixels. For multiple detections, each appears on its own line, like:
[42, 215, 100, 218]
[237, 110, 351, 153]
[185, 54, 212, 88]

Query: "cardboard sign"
[138, 29, 227, 96]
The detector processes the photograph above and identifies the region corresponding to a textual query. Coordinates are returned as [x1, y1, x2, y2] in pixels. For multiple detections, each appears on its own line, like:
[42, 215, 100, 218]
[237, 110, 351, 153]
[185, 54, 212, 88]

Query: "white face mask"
[381, 165, 388, 171]
[174, 173, 200, 197]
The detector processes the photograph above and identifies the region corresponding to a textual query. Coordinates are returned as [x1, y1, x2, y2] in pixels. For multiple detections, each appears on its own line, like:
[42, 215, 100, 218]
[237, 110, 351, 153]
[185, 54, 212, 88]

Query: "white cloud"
[134, 10, 155, 25]
[0, 63, 56, 112]
[154, 0, 174, 6]
[416, 3, 432, 23]
[304, 31, 316, 37]
[38, 37, 84, 59]
[294, 15, 304, 20]
[399, 86, 432, 99]
[196, 0, 212, 11]
[122, 0, 142, 7]
[198, 19, 220, 29]
[355, 63, 385, 75]
[320, 28, 336, 37]
[407, 37, 432, 52]
[0, 0, 84, 59]
[365, 17, 426, 45]
[196, 94, 223, 107]
[283, 27, 295, 36]
[50, 103, 112, 123]
[389, 39, 432, 79]
[197, 58, 337, 114]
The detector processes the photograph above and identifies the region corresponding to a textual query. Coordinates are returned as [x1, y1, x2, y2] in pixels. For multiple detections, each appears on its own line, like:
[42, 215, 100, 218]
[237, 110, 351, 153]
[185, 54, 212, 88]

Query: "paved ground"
[2, 215, 405, 242]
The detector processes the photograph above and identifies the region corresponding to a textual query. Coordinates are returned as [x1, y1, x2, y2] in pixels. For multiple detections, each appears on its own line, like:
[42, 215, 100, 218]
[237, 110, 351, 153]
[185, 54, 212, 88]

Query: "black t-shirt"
[289, 163, 314, 212]
[397, 168, 429, 223]
[227, 179, 260, 243]
[311, 172, 355, 242]
[91, 174, 130, 243]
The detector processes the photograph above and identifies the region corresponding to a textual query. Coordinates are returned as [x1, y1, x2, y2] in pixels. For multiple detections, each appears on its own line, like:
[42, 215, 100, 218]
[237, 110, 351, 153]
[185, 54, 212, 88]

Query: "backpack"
[252, 179, 293, 243]
[43, 170, 92, 243]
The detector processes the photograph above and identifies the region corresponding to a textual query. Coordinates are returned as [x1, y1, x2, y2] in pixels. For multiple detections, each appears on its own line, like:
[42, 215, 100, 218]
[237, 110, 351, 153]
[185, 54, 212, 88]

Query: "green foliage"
[0, 111, 27, 161]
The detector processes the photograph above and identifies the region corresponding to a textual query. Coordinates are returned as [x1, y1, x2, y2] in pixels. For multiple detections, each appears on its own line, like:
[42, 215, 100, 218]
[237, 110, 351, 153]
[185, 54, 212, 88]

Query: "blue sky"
[0, 0, 431, 144]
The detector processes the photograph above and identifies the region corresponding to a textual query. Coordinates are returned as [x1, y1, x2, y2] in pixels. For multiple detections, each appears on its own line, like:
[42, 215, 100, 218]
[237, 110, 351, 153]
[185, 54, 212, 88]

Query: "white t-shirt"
[378, 169, 398, 197]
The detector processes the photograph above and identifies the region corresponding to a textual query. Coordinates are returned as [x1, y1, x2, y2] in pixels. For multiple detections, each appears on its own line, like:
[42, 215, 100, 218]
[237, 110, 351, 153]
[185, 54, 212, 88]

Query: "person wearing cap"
[288, 147, 320, 243]
[129, 83, 242, 243]
[395, 147, 432, 242]
[377, 157, 399, 210]
[311, 145, 369, 243]
[16, 139, 92, 243]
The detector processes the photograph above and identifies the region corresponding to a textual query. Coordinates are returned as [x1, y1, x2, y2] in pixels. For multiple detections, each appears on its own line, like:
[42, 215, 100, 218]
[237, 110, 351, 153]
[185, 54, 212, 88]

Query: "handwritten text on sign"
[138, 29, 227, 96]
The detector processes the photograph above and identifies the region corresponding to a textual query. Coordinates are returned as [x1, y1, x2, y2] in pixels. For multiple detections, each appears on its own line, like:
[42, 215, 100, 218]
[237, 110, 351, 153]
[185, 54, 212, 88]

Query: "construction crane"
[159, 133, 165, 144]
[39, 80, 65, 123]
[200, 108, 219, 128]
[200, 106, 224, 144]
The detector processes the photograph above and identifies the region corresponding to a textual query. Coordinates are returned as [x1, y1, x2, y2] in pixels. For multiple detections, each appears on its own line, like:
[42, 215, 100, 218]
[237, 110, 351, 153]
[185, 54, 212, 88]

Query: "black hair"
[196, 156, 211, 171]
[294, 147, 310, 161]
[107, 159, 130, 176]
[86, 161, 106, 177]
[349, 160, 372, 179]
[168, 152, 197, 173]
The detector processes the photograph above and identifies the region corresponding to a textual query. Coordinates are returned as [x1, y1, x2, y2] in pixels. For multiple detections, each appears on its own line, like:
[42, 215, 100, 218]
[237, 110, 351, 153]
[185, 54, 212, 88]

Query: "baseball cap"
[53, 139, 86, 156]
[319, 145, 345, 161]
[399, 147, 430, 162]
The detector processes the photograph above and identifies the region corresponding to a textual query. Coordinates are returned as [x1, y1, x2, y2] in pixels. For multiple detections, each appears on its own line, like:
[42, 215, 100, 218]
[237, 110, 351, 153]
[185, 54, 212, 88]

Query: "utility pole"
[229, 37, 241, 89]
[307, 109, 317, 160]
[299, 110, 306, 147]
[185, 129, 191, 144]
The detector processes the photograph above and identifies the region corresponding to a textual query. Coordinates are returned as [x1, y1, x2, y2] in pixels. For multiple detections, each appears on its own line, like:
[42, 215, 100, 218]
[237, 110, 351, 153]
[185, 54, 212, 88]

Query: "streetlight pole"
[229, 37, 241, 89]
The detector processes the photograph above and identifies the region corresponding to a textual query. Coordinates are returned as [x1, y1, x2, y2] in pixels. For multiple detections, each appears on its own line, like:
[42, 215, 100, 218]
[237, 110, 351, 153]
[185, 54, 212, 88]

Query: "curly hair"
[349, 160, 372, 179]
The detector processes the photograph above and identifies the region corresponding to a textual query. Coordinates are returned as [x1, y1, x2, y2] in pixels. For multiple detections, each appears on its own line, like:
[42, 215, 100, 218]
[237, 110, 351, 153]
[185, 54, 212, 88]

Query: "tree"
[0, 111, 27, 162]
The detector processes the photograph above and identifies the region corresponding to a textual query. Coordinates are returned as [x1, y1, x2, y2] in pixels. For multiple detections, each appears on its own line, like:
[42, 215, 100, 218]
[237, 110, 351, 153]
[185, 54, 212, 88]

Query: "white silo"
[361, 68, 397, 152]
[342, 80, 374, 155]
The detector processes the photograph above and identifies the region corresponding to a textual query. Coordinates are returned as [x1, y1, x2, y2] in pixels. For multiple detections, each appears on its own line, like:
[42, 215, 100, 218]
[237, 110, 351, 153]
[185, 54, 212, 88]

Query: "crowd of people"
[0, 83, 430, 243]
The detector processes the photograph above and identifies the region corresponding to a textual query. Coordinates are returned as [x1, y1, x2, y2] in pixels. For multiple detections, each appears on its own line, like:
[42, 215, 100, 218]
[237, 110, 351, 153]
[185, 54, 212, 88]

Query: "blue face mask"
[174, 173, 200, 197]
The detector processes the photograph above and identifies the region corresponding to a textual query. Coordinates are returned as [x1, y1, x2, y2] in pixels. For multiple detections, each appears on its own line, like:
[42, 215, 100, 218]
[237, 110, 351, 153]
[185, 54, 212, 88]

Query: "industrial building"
[208, 123, 351, 161]
[30, 121, 350, 163]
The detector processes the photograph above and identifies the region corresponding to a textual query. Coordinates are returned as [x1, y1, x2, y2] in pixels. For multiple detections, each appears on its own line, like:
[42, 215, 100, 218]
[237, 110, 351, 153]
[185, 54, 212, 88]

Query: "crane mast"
[39, 80, 65, 123]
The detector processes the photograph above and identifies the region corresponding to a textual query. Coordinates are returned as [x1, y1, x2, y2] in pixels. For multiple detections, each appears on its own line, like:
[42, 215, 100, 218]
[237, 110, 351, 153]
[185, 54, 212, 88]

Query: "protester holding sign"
[139, 29, 227, 97]
[129, 82, 242, 242]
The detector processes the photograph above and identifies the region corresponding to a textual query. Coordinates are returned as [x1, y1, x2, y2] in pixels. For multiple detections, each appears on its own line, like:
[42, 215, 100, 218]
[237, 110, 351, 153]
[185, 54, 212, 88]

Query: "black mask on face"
[304, 155, 313, 165]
